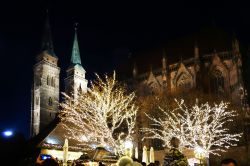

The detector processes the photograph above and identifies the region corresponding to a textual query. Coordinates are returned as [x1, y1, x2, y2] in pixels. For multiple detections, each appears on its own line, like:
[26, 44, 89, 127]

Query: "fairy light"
[142, 99, 242, 156]
[59, 72, 138, 156]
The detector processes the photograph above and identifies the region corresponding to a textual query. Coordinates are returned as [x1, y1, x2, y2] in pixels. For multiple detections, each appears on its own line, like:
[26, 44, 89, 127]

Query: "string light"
[142, 99, 242, 156]
[59, 72, 138, 156]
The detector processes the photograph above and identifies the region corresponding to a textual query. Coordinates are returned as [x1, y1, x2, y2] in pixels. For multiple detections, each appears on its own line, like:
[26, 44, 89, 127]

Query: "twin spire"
[70, 25, 82, 66]
[41, 12, 82, 67]
[41, 10, 55, 56]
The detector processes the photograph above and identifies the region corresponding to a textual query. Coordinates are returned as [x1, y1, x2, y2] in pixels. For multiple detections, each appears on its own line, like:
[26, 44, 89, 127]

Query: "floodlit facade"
[30, 15, 87, 137]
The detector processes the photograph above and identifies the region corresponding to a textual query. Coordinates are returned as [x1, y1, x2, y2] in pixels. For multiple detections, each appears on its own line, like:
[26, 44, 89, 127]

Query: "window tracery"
[176, 73, 192, 91]
[210, 69, 224, 95]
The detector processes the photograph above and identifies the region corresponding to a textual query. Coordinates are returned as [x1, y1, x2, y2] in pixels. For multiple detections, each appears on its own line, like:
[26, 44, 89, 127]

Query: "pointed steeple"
[41, 10, 55, 56]
[70, 24, 82, 66]
[65, 24, 88, 97]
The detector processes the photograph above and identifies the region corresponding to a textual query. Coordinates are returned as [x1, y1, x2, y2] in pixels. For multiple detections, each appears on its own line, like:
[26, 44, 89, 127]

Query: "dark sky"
[1, 1, 250, 138]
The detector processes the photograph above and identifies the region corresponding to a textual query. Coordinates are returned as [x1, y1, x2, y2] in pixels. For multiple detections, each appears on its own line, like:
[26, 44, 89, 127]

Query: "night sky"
[1, 1, 250, 138]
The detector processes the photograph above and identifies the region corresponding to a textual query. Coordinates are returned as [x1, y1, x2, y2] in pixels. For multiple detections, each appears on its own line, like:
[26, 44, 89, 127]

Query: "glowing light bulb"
[124, 140, 133, 149]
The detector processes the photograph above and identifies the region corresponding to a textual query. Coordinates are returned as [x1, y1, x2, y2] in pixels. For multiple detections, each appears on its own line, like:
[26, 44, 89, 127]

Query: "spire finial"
[150, 65, 153, 73]
[74, 22, 78, 31]
[194, 41, 199, 59]
[162, 50, 167, 71]
[162, 48, 166, 58]
[194, 40, 198, 47]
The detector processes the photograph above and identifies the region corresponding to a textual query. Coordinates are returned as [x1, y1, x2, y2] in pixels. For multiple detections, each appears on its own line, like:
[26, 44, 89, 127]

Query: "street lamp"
[194, 146, 206, 166]
[124, 140, 133, 157]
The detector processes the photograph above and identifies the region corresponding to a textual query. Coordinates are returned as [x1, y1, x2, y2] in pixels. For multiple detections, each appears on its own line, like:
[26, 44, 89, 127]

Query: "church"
[29, 13, 250, 165]
[29, 13, 90, 159]
[30, 14, 88, 137]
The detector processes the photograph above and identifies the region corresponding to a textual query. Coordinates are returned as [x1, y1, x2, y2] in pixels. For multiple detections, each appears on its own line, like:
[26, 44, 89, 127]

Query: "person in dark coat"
[221, 158, 237, 166]
[163, 137, 188, 166]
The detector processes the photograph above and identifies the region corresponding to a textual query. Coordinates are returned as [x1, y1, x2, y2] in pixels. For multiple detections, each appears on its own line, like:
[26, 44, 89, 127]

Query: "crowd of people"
[31, 137, 239, 166]
[17, 148, 237, 166]
[31, 153, 238, 166]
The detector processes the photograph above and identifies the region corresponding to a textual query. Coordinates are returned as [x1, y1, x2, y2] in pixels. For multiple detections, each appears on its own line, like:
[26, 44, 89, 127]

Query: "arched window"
[51, 77, 55, 87]
[53, 78, 56, 87]
[210, 69, 224, 95]
[176, 73, 192, 91]
[48, 97, 53, 106]
[47, 76, 50, 86]
[78, 84, 82, 94]
[35, 97, 39, 105]
[35, 77, 41, 86]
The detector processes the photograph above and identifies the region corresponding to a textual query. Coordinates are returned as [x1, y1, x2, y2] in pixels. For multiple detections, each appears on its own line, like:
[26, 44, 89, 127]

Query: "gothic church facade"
[131, 38, 247, 107]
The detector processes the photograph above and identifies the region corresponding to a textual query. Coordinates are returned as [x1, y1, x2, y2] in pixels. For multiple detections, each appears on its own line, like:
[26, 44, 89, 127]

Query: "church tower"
[65, 27, 88, 98]
[30, 13, 60, 137]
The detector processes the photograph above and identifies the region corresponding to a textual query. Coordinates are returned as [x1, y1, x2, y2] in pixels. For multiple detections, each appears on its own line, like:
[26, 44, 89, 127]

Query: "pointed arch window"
[78, 84, 82, 94]
[47, 76, 50, 86]
[210, 69, 224, 96]
[53, 78, 56, 87]
[51, 77, 55, 87]
[35, 97, 39, 105]
[48, 97, 53, 106]
[176, 72, 192, 91]
[35, 77, 41, 86]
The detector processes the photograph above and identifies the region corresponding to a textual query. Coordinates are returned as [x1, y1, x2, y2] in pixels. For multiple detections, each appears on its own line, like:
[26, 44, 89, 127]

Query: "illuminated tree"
[142, 99, 242, 156]
[59, 72, 138, 156]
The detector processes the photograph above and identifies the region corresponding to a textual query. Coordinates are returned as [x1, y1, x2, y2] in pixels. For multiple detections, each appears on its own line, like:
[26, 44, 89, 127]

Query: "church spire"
[65, 24, 88, 98]
[70, 24, 82, 66]
[41, 10, 55, 56]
